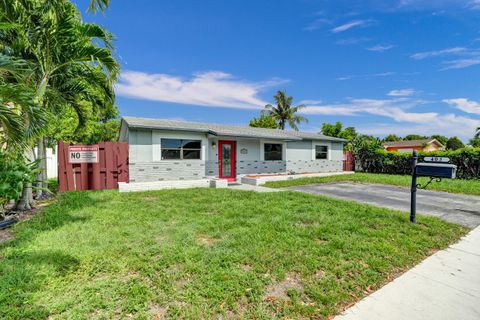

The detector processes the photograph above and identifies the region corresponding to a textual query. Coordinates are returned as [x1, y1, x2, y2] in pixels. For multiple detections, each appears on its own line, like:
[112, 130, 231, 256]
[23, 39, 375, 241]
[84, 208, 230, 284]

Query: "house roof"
[121, 116, 347, 142]
[383, 139, 443, 148]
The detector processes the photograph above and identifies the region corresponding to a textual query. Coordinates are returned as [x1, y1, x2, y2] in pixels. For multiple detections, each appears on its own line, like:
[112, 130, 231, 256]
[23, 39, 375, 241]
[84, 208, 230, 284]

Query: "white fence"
[34, 146, 58, 179]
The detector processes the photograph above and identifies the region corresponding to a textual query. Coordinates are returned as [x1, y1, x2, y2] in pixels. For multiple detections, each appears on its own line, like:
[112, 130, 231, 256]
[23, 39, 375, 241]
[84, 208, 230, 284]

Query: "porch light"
[212, 141, 216, 149]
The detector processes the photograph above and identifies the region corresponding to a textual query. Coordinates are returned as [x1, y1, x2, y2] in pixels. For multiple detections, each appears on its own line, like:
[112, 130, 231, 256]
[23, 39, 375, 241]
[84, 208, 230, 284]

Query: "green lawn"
[0, 189, 466, 319]
[263, 172, 480, 195]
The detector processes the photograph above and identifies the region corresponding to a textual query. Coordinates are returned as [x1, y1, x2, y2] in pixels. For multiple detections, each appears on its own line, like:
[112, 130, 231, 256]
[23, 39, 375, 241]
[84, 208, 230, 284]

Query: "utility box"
[415, 163, 457, 179]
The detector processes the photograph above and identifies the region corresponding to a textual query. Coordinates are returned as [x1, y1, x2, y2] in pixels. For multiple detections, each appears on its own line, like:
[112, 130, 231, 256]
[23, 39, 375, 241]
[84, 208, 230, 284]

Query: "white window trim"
[311, 141, 331, 160]
[152, 130, 207, 161]
[260, 140, 286, 161]
[160, 139, 203, 160]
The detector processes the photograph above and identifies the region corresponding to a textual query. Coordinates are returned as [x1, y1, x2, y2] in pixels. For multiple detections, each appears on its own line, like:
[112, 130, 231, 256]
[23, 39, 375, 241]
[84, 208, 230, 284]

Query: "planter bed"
[241, 171, 354, 186]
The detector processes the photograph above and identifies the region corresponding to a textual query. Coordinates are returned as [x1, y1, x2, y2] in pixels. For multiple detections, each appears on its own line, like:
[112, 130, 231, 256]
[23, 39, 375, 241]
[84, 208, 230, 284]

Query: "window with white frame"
[264, 143, 283, 161]
[161, 139, 201, 160]
[315, 145, 328, 159]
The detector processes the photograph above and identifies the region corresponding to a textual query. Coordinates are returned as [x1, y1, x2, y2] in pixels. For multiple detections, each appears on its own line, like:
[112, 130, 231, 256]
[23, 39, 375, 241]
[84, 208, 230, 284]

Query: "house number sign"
[240, 148, 248, 154]
[423, 156, 450, 163]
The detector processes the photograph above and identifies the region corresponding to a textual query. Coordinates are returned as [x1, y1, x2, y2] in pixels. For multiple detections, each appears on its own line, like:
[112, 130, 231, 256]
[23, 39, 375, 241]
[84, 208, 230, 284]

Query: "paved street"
[289, 182, 480, 228]
[335, 226, 480, 320]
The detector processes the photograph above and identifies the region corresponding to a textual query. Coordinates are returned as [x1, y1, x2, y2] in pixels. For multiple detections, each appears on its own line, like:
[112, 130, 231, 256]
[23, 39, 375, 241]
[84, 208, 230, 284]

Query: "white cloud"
[336, 76, 354, 81]
[411, 46, 480, 70]
[299, 96, 479, 139]
[299, 99, 323, 105]
[469, 0, 480, 10]
[335, 37, 372, 45]
[304, 18, 331, 31]
[444, 98, 480, 114]
[301, 105, 358, 116]
[367, 44, 395, 52]
[332, 20, 372, 33]
[441, 58, 480, 70]
[387, 88, 416, 97]
[116, 70, 288, 109]
[359, 114, 479, 139]
[410, 47, 467, 59]
[336, 71, 395, 81]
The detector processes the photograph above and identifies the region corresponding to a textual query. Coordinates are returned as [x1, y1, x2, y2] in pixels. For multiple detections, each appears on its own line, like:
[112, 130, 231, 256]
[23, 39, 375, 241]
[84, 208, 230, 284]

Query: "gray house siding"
[124, 124, 345, 183]
[128, 129, 207, 183]
[205, 139, 286, 177]
[285, 140, 343, 173]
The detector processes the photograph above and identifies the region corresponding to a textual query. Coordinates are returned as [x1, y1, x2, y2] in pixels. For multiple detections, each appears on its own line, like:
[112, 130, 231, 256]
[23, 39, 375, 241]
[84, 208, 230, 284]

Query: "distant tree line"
[247, 92, 479, 150]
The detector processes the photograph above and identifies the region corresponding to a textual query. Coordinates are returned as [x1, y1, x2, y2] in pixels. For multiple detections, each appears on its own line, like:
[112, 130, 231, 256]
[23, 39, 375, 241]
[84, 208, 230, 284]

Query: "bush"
[0, 152, 38, 213]
[47, 178, 58, 194]
[355, 148, 480, 179]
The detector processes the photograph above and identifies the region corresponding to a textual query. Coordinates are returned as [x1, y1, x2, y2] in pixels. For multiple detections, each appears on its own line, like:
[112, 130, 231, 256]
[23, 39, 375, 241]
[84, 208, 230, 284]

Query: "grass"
[47, 178, 59, 194]
[263, 172, 480, 195]
[0, 188, 466, 319]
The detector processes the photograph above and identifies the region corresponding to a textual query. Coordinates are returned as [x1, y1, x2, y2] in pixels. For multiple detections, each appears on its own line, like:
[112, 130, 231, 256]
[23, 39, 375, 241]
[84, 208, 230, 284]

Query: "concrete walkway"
[335, 226, 480, 320]
[290, 182, 480, 228]
[227, 183, 282, 192]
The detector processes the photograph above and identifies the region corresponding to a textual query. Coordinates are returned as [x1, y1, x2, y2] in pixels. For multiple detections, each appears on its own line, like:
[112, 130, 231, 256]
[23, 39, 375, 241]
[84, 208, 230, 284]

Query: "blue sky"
[76, 0, 480, 141]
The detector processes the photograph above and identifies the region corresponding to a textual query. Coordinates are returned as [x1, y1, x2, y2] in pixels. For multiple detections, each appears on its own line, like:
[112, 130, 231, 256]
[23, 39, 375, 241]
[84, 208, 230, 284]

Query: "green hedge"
[356, 148, 480, 179]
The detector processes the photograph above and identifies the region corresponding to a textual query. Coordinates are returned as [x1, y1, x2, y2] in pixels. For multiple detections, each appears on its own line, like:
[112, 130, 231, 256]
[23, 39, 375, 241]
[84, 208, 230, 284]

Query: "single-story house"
[119, 116, 347, 184]
[383, 139, 445, 153]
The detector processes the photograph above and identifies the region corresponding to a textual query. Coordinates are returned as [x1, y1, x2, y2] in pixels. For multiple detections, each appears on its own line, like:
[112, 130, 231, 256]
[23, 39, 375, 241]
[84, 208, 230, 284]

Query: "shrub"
[355, 147, 480, 179]
[0, 152, 38, 213]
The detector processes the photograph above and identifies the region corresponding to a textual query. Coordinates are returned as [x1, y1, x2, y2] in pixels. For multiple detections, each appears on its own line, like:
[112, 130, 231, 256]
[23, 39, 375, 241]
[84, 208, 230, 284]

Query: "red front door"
[218, 140, 236, 181]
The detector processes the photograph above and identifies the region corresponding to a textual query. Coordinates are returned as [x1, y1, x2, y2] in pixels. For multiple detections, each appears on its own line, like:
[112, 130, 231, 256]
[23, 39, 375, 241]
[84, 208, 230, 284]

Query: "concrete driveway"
[289, 182, 480, 228]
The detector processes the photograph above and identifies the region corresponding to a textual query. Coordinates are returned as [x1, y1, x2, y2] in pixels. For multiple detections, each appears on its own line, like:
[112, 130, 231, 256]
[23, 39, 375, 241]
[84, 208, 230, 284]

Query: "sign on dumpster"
[68, 145, 99, 163]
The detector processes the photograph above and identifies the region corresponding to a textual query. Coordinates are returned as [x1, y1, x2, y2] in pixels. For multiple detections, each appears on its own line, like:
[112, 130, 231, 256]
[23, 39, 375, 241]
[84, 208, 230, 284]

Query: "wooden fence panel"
[58, 141, 129, 192]
[343, 151, 355, 172]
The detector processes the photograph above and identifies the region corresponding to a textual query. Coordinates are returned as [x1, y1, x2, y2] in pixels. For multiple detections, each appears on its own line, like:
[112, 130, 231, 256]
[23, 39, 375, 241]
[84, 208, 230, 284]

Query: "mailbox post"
[410, 150, 419, 223]
[410, 151, 457, 223]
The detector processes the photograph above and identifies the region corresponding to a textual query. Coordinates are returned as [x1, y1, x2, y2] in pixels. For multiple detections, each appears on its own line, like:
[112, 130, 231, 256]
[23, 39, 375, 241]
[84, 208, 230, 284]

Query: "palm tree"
[89, 0, 111, 13]
[0, 56, 47, 148]
[263, 90, 308, 130]
[0, 0, 119, 205]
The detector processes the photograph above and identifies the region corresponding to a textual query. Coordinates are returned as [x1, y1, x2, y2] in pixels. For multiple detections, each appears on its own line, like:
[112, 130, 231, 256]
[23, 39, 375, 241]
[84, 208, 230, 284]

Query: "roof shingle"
[121, 116, 347, 142]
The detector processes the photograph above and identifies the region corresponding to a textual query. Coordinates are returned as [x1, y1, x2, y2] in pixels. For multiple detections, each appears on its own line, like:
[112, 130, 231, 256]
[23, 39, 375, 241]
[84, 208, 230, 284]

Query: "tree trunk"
[35, 137, 50, 199]
[42, 137, 49, 195]
[15, 149, 35, 211]
[35, 137, 44, 199]
[15, 182, 32, 211]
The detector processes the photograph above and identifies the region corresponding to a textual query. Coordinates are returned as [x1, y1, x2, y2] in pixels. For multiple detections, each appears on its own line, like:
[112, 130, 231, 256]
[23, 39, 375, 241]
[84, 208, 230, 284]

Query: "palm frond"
[88, 0, 111, 13]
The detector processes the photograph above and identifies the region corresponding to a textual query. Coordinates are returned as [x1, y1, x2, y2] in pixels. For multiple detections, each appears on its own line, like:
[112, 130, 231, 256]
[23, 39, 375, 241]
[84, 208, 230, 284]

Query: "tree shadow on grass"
[0, 250, 81, 319]
[0, 191, 109, 318]
[2, 191, 106, 248]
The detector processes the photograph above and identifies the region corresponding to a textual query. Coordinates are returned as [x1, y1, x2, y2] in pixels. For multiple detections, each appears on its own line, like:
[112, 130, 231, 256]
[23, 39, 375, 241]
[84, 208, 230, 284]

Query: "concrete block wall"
[205, 160, 218, 177]
[119, 179, 210, 192]
[236, 160, 286, 175]
[205, 160, 287, 177]
[286, 160, 343, 173]
[129, 161, 206, 182]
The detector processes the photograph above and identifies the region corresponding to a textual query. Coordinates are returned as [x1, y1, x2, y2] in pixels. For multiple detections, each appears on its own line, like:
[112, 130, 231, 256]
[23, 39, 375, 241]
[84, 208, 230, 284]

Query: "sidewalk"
[335, 226, 480, 320]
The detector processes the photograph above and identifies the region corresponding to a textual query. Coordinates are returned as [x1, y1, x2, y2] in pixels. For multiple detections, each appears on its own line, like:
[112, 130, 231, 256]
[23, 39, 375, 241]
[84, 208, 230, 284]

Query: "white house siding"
[129, 161, 206, 182]
[286, 140, 343, 173]
[206, 138, 286, 177]
[129, 129, 208, 182]
[127, 128, 344, 182]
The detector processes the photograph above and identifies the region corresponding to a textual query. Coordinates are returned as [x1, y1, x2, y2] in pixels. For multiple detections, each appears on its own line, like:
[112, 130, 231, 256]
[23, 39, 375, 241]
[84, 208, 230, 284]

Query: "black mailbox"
[415, 163, 457, 179]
